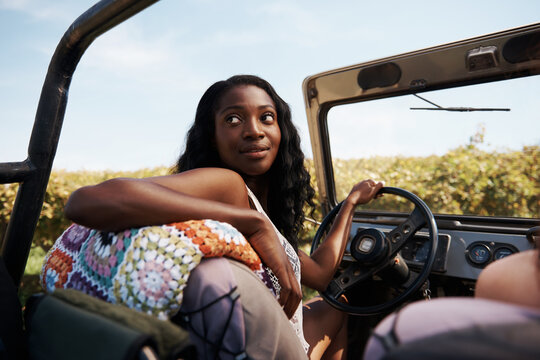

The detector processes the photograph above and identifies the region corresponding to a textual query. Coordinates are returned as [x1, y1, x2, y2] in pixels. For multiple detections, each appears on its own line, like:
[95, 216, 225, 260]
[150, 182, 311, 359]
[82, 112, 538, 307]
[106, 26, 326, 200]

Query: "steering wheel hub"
[351, 229, 388, 265]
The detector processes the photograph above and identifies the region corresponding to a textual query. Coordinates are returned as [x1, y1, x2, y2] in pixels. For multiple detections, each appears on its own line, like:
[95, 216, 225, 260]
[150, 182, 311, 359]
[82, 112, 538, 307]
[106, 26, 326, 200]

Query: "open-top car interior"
[0, 0, 538, 358]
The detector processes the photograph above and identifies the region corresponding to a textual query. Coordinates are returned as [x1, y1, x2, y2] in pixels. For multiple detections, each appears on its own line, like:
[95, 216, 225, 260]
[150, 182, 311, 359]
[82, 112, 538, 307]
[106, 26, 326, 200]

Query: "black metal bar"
[0, 160, 36, 184]
[1, 0, 160, 287]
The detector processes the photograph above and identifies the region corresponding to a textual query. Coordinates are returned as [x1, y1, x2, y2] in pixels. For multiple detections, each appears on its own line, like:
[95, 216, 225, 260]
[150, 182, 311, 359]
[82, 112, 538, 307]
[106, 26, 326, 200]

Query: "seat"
[364, 297, 540, 360]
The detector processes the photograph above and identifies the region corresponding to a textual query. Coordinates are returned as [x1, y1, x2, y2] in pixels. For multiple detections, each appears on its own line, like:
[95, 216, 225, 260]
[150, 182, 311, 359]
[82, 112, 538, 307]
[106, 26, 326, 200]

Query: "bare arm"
[64, 167, 301, 318]
[64, 168, 252, 232]
[300, 180, 384, 292]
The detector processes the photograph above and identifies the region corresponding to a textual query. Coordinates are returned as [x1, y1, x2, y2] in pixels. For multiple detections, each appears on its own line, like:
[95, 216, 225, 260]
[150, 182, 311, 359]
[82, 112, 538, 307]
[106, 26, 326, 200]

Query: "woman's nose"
[243, 118, 264, 138]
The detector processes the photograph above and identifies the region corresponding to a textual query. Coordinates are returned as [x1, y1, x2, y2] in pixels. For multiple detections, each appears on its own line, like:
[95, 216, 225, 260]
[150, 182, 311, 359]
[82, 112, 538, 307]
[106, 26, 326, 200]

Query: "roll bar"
[0, 0, 160, 286]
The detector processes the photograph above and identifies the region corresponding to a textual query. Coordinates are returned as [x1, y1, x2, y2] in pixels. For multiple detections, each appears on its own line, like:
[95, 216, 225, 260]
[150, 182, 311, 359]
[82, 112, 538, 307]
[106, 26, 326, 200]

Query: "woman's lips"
[240, 145, 269, 159]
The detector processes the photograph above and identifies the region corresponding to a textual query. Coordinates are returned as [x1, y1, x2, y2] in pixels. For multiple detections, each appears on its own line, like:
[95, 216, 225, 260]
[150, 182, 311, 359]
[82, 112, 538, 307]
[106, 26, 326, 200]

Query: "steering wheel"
[311, 187, 438, 315]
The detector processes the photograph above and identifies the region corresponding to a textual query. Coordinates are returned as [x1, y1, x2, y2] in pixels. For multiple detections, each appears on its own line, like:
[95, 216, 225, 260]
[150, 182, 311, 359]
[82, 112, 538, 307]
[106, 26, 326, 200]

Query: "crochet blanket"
[41, 220, 264, 320]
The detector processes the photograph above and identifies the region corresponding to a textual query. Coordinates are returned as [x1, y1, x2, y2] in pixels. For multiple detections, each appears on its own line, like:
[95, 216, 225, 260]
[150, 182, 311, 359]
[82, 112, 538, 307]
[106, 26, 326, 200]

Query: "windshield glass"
[327, 75, 539, 219]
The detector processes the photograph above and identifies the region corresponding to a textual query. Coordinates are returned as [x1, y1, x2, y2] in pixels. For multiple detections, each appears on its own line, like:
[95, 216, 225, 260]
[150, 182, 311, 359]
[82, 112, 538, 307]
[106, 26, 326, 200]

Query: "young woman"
[62, 75, 383, 359]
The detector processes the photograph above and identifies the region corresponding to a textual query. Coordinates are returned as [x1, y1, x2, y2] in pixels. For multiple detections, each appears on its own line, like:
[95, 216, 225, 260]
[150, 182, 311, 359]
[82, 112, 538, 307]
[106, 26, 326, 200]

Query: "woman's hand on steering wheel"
[345, 179, 384, 206]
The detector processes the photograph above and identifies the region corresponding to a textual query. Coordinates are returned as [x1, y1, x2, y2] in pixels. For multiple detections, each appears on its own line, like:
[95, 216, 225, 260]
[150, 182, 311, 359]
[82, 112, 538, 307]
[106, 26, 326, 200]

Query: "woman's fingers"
[273, 262, 301, 318]
[245, 219, 301, 318]
[348, 179, 385, 205]
[277, 271, 291, 316]
[282, 268, 302, 318]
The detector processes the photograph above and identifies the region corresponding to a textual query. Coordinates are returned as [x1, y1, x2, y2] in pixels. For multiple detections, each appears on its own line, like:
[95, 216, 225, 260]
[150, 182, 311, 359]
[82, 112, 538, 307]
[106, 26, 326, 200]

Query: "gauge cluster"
[348, 222, 534, 281]
[347, 227, 451, 273]
[465, 242, 518, 268]
[400, 234, 451, 273]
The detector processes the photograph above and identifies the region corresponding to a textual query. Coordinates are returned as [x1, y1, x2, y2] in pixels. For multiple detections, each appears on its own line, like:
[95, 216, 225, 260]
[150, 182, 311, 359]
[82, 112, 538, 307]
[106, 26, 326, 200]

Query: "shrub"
[1, 145, 537, 256]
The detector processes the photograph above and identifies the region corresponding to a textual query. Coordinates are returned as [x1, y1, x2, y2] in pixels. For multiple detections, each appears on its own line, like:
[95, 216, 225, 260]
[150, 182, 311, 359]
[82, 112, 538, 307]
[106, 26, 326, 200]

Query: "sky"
[1, 0, 539, 171]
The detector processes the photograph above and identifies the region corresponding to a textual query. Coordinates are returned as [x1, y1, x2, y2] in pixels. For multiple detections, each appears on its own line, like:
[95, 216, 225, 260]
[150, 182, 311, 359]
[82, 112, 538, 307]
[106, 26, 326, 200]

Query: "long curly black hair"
[173, 75, 315, 252]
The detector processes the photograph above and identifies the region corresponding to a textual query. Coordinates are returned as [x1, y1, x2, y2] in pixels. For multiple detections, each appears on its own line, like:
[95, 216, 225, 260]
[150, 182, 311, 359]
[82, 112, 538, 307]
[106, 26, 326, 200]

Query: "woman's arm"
[64, 168, 251, 231]
[299, 180, 383, 292]
[65, 167, 302, 318]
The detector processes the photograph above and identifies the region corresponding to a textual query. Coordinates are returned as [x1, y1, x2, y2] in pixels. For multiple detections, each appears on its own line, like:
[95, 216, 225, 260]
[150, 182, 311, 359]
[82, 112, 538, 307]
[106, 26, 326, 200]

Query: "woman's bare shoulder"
[149, 168, 249, 206]
[151, 168, 245, 189]
[180, 167, 245, 180]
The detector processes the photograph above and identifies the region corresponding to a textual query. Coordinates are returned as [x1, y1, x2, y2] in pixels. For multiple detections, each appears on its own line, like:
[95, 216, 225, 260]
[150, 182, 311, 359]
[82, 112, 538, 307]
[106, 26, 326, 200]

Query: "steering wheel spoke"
[386, 206, 427, 256]
[325, 262, 374, 299]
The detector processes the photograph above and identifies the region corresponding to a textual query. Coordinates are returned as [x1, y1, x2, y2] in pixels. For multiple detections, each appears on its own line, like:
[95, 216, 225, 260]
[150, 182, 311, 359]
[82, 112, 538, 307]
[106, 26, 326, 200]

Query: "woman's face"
[214, 85, 281, 177]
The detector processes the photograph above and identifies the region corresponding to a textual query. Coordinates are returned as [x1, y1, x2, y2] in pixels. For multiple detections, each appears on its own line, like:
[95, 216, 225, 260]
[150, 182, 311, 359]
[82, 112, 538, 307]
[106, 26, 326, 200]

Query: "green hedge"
[333, 145, 539, 218]
[1, 144, 538, 257]
[1, 168, 170, 253]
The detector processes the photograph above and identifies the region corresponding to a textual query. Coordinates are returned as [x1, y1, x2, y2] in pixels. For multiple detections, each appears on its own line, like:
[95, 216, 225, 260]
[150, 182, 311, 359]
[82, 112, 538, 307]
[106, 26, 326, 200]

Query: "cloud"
[83, 25, 170, 72]
[190, 2, 329, 49]
[256, 2, 325, 47]
[253, 2, 372, 48]
[0, 0, 85, 22]
[206, 31, 262, 48]
[7, 1, 197, 90]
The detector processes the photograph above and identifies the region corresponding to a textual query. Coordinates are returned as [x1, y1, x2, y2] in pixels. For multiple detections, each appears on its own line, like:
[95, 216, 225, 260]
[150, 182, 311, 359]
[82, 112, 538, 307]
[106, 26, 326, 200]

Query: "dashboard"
[346, 221, 534, 281]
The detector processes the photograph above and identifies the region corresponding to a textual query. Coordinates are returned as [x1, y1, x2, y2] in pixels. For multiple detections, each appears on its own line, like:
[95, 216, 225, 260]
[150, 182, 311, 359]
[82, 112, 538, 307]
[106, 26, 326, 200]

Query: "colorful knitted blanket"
[41, 220, 264, 320]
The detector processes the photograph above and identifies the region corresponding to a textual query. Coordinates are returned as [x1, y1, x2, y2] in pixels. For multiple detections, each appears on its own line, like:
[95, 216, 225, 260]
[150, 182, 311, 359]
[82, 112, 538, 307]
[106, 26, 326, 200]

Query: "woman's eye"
[226, 115, 241, 125]
[261, 113, 275, 123]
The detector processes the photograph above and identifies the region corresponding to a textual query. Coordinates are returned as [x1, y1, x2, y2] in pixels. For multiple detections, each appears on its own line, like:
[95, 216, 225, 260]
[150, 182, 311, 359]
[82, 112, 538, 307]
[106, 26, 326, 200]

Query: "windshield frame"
[303, 23, 540, 230]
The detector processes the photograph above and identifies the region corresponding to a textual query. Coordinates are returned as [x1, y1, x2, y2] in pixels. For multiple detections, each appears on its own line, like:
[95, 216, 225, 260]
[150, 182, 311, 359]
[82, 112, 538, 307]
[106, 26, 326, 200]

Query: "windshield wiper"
[410, 94, 510, 112]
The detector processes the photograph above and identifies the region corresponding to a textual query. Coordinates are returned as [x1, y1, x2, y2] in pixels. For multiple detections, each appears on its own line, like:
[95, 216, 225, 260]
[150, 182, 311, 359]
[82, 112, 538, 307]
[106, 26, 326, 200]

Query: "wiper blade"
[410, 94, 510, 112]
[410, 107, 510, 112]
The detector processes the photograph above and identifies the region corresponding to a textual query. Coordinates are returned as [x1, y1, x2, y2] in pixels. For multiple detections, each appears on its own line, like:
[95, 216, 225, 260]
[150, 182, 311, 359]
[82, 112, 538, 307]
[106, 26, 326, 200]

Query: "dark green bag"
[25, 289, 195, 360]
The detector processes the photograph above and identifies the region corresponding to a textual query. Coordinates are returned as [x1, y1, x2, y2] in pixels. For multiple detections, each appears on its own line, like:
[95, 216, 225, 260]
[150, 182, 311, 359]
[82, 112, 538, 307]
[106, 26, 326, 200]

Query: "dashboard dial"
[494, 247, 514, 260]
[467, 243, 491, 265]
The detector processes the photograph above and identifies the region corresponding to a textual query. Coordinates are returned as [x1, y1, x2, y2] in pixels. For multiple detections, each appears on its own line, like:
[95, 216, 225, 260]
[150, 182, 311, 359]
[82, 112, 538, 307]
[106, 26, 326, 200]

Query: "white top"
[246, 186, 310, 353]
